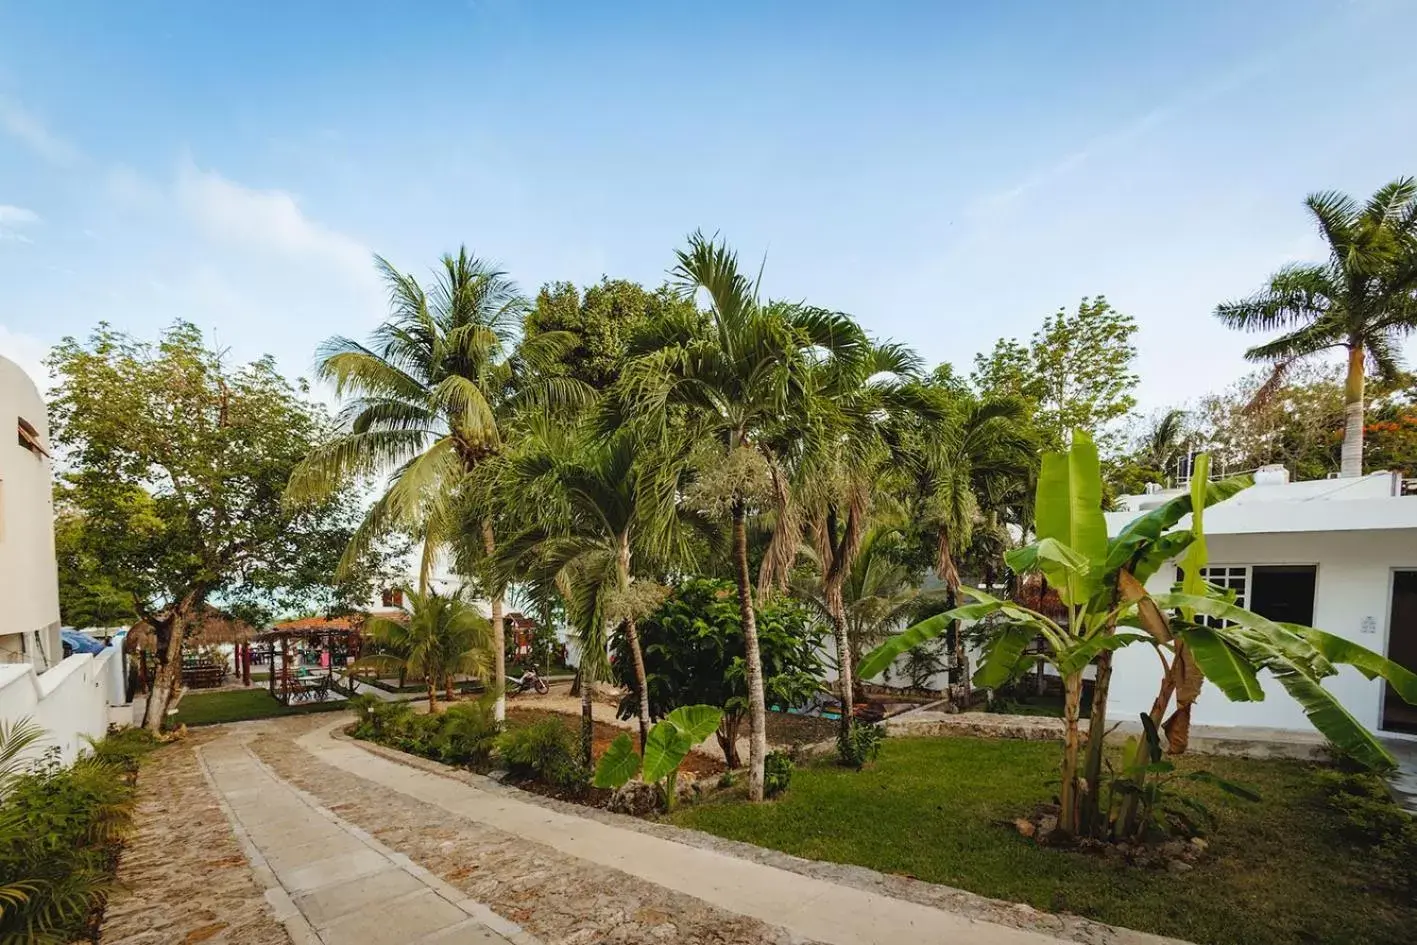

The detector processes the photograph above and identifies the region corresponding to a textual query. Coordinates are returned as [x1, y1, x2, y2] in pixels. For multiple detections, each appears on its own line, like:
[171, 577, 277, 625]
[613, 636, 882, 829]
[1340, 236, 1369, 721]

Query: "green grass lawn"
[172, 687, 351, 727]
[671, 736, 1412, 945]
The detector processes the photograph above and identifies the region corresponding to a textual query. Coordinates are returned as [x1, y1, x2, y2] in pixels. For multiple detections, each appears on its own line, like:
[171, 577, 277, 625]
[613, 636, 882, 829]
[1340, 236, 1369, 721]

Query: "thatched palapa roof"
[126, 605, 259, 651]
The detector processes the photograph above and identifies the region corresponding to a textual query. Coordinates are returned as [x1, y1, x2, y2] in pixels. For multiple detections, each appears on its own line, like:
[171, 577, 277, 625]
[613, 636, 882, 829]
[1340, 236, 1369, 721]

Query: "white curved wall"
[0, 355, 61, 669]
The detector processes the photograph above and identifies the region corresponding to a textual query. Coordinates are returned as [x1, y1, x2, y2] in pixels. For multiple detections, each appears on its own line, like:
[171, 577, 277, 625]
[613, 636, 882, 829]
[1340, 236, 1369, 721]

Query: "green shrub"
[497, 719, 584, 789]
[836, 721, 886, 769]
[85, 727, 158, 773]
[0, 724, 150, 943]
[434, 701, 500, 768]
[764, 751, 793, 798]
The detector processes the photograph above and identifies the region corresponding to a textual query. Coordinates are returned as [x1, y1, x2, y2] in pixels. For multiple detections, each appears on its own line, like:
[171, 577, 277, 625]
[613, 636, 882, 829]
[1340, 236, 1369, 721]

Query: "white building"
[1105, 467, 1417, 739]
[0, 356, 126, 761]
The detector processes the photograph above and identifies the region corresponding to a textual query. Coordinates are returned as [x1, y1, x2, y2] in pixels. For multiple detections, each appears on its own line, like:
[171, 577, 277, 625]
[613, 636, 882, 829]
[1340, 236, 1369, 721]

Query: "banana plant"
[862, 433, 1417, 838]
[593, 704, 724, 809]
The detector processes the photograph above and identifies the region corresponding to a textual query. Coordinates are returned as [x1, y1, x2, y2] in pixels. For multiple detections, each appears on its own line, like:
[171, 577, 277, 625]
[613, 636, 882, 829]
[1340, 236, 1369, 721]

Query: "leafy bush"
[836, 721, 886, 769]
[434, 701, 500, 768]
[497, 719, 585, 789]
[593, 706, 724, 810]
[613, 578, 823, 767]
[0, 721, 154, 943]
[85, 727, 159, 773]
[764, 751, 793, 798]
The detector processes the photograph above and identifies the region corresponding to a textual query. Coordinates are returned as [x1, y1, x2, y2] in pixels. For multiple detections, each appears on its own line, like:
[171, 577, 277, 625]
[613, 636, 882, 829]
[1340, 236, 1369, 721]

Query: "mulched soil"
[508, 707, 727, 778]
[764, 711, 837, 746]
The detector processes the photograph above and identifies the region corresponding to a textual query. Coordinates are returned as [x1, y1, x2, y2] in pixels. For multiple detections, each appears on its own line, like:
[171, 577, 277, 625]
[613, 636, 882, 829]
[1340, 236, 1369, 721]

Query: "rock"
[1037, 814, 1058, 836]
[1159, 840, 1187, 858]
[1190, 837, 1208, 852]
[608, 780, 661, 816]
[1014, 818, 1036, 838]
[1167, 859, 1194, 873]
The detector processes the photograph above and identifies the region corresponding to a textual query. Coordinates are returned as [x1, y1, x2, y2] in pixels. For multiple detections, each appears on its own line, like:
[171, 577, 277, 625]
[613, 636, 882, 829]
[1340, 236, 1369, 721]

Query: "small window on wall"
[17, 418, 47, 457]
[1176, 565, 1316, 628]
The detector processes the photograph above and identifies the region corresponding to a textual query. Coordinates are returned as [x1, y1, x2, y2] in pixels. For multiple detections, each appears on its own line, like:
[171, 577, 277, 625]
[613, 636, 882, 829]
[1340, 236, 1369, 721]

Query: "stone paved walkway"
[198, 732, 534, 945]
[111, 715, 1183, 945]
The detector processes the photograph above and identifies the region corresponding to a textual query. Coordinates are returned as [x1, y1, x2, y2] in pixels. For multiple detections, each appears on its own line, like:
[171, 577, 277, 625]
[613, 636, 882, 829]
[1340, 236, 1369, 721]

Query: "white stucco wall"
[0, 355, 61, 669]
[0, 648, 125, 764]
[1107, 529, 1417, 733]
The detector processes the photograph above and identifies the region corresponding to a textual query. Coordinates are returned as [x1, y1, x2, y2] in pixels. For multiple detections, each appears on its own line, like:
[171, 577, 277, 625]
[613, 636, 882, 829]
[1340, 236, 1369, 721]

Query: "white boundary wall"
[0, 648, 125, 764]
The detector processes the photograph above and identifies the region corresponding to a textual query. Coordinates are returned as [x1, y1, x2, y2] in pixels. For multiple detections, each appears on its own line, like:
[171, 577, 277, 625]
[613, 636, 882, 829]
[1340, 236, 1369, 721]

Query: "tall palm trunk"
[1058, 671, 1083, 835]
[936, 526, 970, 706]
[1341, 343, 1366, 478]
[483, 520, 507, 721]
[826, 584, 854, 745]
[427, 678, 439, 713]
[618, 534, 653, 753]
[580, 676, 595, 771]
[732, 499, 768, 802]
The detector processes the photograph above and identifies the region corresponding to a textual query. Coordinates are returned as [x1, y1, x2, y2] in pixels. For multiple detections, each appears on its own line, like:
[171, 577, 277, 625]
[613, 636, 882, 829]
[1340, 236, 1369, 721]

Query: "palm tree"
[357, 587, 493, 712]
[489, 420, 703, 753]
[796, 342, 923, 744]
[1217, 178, 1417, 478]
[616, 231, 867, 800]
[287, 249, 588, 720]
[887, 382, 1037, 702]
[1136, 408, 1189, 475]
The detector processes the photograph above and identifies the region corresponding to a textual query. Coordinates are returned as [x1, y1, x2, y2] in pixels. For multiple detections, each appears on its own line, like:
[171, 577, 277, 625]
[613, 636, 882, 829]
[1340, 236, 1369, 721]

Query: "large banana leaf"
[1288, 624, 1417, 704]
[1271, 666, 1395, 769]
[857, 588, 1058, 681]
[1178, 455, 1212, 602]
[1102, 474, 1250, 577]
[1152, 592, 1332, 675]
[1033, 433, 1107, 606]
[1179, 627, 1265, 702]
[1053, 632, 1152, 676]
[1004, 537, 1090, 580]
[972, 623, 1041, 689]
[592, 732, 641, 789]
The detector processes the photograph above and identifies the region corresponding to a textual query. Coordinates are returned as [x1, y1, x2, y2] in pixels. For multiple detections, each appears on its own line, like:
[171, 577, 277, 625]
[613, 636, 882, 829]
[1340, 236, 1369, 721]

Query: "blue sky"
[2, 0, 1415, 415]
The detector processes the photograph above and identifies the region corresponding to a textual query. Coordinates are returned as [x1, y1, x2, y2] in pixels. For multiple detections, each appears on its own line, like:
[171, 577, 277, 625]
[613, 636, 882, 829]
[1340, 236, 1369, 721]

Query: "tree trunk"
[1340, 343, 1366, 478]
[427, 678, 438, 713]
[936, 527, 970, 707]
[717, 714, 743, 769]
[1058, 671, 1083, 836]
[618, 534, 653, 753]
[1080, 650, 1113, 837]
[142, 594, 199, 732]
[483, 520, 507, 722]
[732, 500, 768, 803]
[445, 673, 455, 702]
[580, 678, 595, 771]
[241, 643, 251, 687]
[826, 585, 854, 747]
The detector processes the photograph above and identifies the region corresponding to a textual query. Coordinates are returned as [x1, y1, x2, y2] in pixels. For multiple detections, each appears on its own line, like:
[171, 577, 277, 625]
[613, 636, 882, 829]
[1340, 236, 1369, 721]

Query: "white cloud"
[0, 326, 52, 388]
[0, 205, 40, 226]
[0, 95, 81, 166]
[174, 160, 375, 286]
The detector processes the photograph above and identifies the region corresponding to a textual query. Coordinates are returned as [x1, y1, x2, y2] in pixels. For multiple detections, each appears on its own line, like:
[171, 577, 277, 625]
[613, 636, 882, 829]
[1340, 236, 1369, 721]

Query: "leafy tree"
[287, 249, 590, 721]
[357, 587, 493, 711]
[614, 230, 866, 800]
[1191, 365, 1345, 481]
[972, 296, 1138, 451]
[1216, 177, 1417, 478]
[47, 322, 380, 731]
[525, 279, 700, 391]
[1366, 379, 1417, 476]
[613, 578, 823, 768]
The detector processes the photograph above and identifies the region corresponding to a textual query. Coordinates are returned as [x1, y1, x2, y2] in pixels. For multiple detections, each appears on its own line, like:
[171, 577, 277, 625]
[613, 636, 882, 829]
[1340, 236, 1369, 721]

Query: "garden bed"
[507, 708, 727, 779]
[669, 734, 1415, 945]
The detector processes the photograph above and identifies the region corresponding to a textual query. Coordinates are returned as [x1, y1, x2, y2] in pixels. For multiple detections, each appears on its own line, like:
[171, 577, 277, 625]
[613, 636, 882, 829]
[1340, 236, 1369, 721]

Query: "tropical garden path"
[198, 713, 1181, 945]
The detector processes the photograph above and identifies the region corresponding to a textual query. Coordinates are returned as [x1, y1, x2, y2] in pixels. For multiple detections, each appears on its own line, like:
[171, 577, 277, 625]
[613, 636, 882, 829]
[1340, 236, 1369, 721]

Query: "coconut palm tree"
[615, 231, 868, 800]
[357, 587, 494, 712]
[1136, 408, 1190, 475]
[1217, 178, 1417, 478]
[287, 248, 589, 720]
[488, 419, 705, 753]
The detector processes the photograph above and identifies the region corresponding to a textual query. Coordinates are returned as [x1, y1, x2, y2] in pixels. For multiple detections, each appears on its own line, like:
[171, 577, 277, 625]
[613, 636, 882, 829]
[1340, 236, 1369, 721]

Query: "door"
[1383, 570, 1417, 735]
